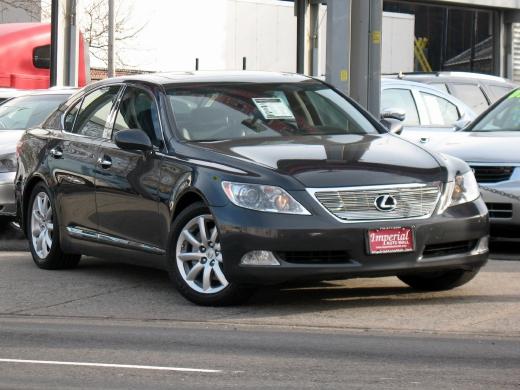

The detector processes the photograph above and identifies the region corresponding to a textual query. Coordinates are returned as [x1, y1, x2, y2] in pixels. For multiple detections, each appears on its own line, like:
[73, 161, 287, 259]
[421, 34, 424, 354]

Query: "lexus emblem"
[374, 194, 397, 212]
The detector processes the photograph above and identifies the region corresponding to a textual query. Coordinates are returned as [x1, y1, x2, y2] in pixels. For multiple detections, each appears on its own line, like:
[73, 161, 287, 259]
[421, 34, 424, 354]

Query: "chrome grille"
[310, 184, 441, 222]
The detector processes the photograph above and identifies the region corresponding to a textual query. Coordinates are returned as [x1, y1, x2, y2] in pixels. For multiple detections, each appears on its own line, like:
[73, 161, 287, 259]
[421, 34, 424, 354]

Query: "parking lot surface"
[0, 224, 519, 389]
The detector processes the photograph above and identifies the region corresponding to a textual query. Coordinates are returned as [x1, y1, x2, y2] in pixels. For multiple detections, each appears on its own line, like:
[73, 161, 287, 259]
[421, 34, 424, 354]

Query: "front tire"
[27, 183, 81, 270]
[167, 202, 252, 306]
[398, 268, 480, 291]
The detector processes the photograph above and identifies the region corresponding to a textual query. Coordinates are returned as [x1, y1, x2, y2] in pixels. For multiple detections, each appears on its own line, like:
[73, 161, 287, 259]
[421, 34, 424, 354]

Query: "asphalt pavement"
[0, 221, 519, 389]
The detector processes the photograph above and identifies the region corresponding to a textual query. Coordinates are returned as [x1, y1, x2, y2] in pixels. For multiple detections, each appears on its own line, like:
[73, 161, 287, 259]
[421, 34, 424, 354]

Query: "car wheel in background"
[167, 202, 252, 306]
[27, 183, 81, 269]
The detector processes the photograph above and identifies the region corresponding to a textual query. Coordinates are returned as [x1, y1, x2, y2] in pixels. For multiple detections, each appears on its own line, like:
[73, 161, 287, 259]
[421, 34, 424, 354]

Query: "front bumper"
[213, 197, 489, 285]
[479, 181, 520, 240]
[0, 172, 16, 216]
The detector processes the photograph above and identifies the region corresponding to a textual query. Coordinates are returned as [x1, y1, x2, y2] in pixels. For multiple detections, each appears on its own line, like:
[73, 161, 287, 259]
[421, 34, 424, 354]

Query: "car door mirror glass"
[380, 117, 404, 135]
[114, 129, 153, 151]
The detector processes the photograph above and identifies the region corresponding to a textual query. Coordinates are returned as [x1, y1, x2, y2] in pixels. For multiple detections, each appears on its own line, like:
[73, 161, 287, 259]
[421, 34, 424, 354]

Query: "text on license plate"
[367, 227, 414, 254]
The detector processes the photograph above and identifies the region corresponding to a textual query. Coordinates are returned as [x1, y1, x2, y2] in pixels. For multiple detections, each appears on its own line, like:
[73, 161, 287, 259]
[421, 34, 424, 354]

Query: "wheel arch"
[21, 174, 51, 235]
[171, 189, 209, 223]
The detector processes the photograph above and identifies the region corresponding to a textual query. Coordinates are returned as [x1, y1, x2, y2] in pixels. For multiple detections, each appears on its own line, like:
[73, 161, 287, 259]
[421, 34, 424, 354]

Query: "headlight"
[221, 181, 310, 215]
[0, 153, 17, 173]
[439, 171, 480, 212]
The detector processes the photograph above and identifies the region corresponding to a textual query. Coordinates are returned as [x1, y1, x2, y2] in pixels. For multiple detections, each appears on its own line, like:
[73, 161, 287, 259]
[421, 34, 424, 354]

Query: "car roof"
[89, 71, 314, 89]
[384, 71, 517, 87]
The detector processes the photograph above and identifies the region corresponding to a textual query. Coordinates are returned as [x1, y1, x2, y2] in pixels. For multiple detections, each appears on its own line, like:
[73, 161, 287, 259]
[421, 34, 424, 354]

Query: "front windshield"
[166, 82, 379, 141]
[0, 94, 69, 130]
[471, 90, 520, 132]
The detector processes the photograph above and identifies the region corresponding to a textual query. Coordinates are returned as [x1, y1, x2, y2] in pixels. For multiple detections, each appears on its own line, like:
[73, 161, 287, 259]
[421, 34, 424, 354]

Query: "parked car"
[428, 88, 520, 241]
[385, 72, 517, 114]
[0, 89, 76, 219]
[15, 72, 488, 306]
[0, 88, 31, 105]
[381, 78, 476, 145]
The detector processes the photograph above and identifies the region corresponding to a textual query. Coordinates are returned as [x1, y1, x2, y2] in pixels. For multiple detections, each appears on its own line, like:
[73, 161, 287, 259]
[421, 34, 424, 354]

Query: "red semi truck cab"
[0, 23, 88, 89]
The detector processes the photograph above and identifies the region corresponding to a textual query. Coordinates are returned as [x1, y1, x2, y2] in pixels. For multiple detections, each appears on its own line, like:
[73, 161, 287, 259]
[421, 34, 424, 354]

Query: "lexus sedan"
[429, 88, 520, 241]
[1, 89, 76, 220]
[15, 72, 489, 306]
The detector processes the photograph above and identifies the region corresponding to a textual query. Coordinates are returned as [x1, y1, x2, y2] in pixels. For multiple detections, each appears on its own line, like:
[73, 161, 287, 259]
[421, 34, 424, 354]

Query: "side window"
[488, 85, 514, 103]
[381, 88, 420, 126]
[64, 100, 81, 132]
[72, 86, 120, 138]
[449, 83, 489, 114]
[420, 92, 460, 126]
[113, 86, 162, 147]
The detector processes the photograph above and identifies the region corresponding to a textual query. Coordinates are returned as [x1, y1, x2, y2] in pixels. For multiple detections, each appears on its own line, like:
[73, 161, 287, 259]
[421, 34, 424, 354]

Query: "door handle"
[420, 137, 430, 144]
[97, 155, 112, 169]
[50, 147, 63, 159]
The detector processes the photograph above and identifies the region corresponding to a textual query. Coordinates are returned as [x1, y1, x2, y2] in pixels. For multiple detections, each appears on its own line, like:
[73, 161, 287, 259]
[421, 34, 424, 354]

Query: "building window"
[383, 1, 496, 75]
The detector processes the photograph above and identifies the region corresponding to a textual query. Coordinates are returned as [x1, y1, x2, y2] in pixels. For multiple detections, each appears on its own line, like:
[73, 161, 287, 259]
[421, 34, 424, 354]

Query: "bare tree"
[79, 0, 145, 68]
[0, 0, 41, 21]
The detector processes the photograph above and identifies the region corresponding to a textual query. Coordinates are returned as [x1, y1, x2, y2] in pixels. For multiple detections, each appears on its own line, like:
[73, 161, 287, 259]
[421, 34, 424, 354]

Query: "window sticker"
[252, 98, 295, 120]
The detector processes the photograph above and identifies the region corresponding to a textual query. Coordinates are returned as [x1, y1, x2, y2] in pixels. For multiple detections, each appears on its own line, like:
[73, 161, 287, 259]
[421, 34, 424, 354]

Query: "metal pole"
[295, 0, 307, 74]
[350, 0, 382, 116]
[63, 0, 72, 86]
[108, 0, 115, 77]
[326, 0, 351, 96]
[50, 0, 59, 87]
[367, 0, 382, 116]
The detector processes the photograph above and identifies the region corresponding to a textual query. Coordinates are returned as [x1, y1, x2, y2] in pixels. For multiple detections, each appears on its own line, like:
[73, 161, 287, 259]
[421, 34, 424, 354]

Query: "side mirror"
[453, 118, 471, 131]
[381, 108, 406, 122]
[114, 129, 153, 151]
[380, 117, 404, 135]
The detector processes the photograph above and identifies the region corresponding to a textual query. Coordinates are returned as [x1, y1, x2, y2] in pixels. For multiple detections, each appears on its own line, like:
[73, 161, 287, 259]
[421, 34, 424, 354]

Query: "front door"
[95, 85, 164, 252]
[51, 85, 121, 234]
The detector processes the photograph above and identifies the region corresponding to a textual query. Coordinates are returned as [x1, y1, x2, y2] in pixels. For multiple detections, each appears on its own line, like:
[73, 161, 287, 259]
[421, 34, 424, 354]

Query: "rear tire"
[166, 202, 253, 306]
[27, 183, 81, 270]
[398, 268, 480, 291]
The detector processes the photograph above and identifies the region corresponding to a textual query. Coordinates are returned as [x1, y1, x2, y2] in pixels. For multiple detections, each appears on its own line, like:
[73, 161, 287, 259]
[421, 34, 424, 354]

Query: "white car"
[381, 78, 476, 145]
[1, 89, 76, 219]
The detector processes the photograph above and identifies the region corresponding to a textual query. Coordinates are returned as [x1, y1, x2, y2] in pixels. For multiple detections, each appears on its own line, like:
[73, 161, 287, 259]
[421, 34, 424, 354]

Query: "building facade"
[381, 0, 520, 81]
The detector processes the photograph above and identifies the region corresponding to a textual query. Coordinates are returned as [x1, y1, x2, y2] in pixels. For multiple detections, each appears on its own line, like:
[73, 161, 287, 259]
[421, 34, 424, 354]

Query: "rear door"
[402, 89, 462, 145]
[50, 85, 121, 235]
[94, 84, 164, 253]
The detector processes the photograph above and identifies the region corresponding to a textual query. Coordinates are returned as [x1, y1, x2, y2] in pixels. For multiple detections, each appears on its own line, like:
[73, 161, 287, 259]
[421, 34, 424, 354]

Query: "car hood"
[0, 130, 24, 155]
[192, 134, 444, 187]
[429, 131, 520, 164]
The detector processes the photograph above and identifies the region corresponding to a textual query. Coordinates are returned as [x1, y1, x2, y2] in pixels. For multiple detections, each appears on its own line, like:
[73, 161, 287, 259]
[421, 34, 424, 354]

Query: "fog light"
[474, 236, 489, 254]
[240, 251, 281, 266]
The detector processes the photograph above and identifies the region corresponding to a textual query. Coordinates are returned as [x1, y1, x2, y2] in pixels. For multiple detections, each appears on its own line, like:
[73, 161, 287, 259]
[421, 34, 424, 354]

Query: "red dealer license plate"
[367, 227, 415, 255]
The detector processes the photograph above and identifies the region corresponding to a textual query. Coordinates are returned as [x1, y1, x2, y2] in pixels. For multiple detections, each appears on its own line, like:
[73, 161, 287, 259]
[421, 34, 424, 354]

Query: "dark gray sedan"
[15, 72, 489, 306]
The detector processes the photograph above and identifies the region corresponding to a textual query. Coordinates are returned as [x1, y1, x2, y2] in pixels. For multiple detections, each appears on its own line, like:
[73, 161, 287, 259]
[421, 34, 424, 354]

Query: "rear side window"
[381, 88, 420, 126]
[420, 92, 460, 126]
[449, 83, 489, 114]
[70, 86, 120, 138]
[488, 85, 514, 102]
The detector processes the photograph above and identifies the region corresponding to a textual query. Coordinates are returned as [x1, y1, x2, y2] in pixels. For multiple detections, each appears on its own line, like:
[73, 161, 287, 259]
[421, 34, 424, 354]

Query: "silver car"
[0, 89, 75, 218]
[381, 78, 476, 145]
[429, 89, 520, 241]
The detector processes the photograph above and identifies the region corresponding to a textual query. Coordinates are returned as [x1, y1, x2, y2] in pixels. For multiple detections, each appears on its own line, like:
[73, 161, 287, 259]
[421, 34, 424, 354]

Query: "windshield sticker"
[252, 98, 295, 120]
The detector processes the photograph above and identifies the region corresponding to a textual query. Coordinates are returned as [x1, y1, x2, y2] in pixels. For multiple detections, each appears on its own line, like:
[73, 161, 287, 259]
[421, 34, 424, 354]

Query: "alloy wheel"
[30, 191, 54, 259]
[176, 214, 228, 294]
